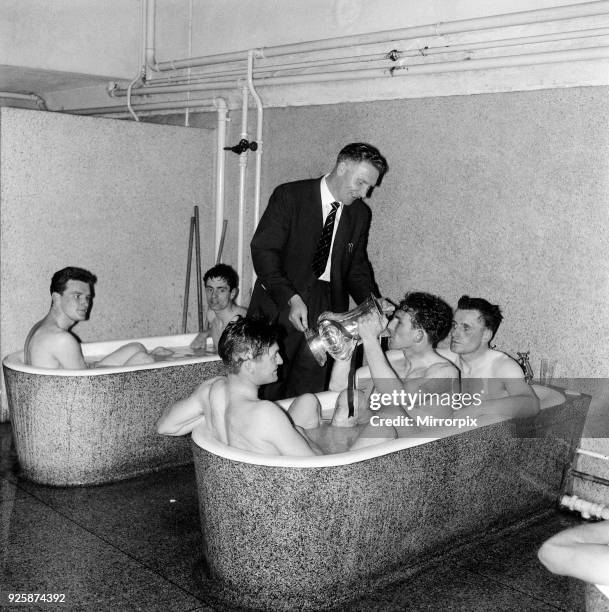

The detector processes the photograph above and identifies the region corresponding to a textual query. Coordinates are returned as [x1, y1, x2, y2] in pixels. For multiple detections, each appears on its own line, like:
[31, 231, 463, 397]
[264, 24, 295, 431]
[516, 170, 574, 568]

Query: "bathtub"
[191, 384, 590, 611]
[3, 333, 224, 486]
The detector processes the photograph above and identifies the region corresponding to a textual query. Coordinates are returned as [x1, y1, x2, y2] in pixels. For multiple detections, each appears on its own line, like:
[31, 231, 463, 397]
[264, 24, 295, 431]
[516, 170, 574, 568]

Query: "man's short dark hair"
[50, 267, 97, 296]
[337, 142, 388, 185]
[457, 295, 503, 341]
[398, 292, 453, 348]
[218, 317, 279, 374]
[204, 263, 239, 291]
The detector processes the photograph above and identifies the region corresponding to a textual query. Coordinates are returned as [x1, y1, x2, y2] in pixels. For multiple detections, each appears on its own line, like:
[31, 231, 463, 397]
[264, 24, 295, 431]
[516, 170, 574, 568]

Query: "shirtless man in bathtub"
[189, 264, 247, 353]
[158, 317, 324, 455]
[25, 267, 154, 369]
[437, 295, 539, 422]
[356, 291, 460, 431]
[157, 317, 395, 455]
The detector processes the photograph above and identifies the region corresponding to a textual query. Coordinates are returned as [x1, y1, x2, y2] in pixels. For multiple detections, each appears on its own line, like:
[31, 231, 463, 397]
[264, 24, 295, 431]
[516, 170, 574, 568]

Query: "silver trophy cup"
[305, 294, 386, 366]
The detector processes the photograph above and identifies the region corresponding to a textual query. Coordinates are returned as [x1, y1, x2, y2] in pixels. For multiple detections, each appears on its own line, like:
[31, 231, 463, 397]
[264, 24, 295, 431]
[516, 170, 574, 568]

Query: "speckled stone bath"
[3, 334, 225, 486]
[192, 388, 590, 611]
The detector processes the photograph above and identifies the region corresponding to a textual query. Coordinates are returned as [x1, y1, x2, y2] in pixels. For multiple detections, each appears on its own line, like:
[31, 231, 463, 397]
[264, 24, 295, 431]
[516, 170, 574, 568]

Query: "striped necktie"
[312, 201, 339, 278]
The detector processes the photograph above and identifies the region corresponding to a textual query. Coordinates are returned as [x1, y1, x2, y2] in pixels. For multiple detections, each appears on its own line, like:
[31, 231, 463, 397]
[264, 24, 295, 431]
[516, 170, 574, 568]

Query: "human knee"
[332, 389, 366, 427]
[289, 393, 322, 429]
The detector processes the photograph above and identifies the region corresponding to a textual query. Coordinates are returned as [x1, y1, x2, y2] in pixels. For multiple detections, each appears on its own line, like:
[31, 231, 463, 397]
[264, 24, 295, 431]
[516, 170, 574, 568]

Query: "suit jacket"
[248, 177, 377, 321]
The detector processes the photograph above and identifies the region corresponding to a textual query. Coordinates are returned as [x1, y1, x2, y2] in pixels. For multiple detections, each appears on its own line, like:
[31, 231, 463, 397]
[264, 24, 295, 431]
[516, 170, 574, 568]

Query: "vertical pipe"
[182, 216, 195, 333]
[236, 85, 249, 293]
[247, 49, 264, 296]
[214, 98, 228, 260]
[194, 205, 204, 331]
[145, 0, 158, 74]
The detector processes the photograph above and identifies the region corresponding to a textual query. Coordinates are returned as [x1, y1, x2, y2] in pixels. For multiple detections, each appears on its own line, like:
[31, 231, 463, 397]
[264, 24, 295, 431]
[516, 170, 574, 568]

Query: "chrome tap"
[517, 351, 534, 384]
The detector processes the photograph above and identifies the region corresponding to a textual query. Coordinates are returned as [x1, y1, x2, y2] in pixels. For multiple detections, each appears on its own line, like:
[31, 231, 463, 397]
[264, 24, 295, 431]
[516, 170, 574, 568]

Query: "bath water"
[306, 421, 366, 455]
[85, 345, 216, 366]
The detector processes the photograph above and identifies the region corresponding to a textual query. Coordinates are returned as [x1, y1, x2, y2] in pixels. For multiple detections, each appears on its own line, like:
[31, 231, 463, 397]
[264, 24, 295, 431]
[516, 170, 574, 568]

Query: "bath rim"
[192, 384, 565, 469]
[2, 332, 219, 377]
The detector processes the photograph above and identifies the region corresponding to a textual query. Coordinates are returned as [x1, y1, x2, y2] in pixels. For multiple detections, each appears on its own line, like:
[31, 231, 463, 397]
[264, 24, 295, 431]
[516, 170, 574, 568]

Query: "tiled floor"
[0, 422, 587, 611]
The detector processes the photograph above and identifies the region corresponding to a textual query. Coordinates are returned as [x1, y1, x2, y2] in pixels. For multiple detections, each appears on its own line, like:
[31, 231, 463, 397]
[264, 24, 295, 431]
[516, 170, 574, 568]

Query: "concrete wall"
[0, 107, 216, 418]
[161, 86, 608, 385]
[249, 86, 609, 381]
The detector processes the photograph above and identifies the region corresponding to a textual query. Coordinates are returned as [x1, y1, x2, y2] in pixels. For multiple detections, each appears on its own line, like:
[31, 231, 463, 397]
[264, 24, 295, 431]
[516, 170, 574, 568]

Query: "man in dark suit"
[248, 142, 389, 400]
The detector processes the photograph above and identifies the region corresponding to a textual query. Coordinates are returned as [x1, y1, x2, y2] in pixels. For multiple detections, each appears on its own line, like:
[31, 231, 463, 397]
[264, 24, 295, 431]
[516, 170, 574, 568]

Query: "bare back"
[225, 392, 316, 456]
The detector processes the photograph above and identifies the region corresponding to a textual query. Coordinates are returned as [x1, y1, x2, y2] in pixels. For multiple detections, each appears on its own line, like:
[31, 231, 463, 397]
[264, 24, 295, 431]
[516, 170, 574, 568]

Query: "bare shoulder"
[491, 351, 525, 378]
[436, 347, 459, 367]
[254, 399, 286, 415]
[194, 376, 225, 399]
[426, 358, 459, 378]
[31, 328, 84, 368]
[208, 377, 228, 403]
[251, 400, 292, 425]
[39, 328, 81, 356]
[227, 306, 247, 323]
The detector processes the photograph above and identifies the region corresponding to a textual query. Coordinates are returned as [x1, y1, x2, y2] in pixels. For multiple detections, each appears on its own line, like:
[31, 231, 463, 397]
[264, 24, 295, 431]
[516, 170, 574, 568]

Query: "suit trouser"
[260, 280, 332, 401]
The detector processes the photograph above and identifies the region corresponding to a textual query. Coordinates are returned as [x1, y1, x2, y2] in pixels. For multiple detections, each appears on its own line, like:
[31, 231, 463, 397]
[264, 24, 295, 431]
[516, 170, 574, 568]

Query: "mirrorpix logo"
[368, 389, 483, 428]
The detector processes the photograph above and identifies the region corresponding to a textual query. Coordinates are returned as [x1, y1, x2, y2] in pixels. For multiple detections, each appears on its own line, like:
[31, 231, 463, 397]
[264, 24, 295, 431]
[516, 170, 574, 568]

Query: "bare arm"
[538, 521, 609, 584]
[459, 359, 540, 420]
[358, 313, 400, 395]
[53, 333, 87, 369]
[157, 377, 222, 436]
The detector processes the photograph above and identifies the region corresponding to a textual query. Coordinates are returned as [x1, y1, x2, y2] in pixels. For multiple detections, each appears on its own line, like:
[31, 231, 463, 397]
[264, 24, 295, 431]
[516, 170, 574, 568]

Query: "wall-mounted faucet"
[224, 138, 258, 155]
[517, 351, 534, 384]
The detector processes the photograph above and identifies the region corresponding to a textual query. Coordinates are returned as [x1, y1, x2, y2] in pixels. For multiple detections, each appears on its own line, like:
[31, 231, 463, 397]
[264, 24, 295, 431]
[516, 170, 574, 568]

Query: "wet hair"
[217, 317, 279, 374]
[204, 263, 239, 291]
[398, 292, 453, 348]
[336, 142, 388, 185]
[50, 267, 97, 296]
[457, 295, 503, 341]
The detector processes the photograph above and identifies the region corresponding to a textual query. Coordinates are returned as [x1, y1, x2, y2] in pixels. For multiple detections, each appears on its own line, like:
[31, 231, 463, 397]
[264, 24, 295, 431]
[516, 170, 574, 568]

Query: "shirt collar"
[321, 175, 341, 208]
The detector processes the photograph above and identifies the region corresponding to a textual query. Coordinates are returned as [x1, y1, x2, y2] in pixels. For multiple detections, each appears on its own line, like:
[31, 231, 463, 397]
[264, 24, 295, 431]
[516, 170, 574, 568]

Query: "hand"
[358, 311, 387, 342]
[190, 329, 211, 350]
[378, 297, 396, 316]
[288, 294, 308, 332]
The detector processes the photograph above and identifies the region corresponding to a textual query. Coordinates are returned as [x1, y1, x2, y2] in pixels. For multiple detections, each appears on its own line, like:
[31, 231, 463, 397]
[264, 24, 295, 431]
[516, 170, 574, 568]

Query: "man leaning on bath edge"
[24, 266, 153, 369]
[247, 142, 389, 400]
[157, 317, 325, 456]
[156, 317, 395, 456]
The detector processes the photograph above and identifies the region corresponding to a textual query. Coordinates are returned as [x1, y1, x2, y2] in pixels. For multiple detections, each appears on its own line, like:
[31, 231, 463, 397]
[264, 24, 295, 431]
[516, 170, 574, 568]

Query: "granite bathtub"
[3, 333, 224, 486]
[192, 384, 590, 611]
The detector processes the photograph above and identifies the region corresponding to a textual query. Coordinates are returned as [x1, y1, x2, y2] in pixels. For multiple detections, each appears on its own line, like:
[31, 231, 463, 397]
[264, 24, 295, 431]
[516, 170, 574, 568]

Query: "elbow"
[156, 415, 178, 436]
[156, 418, 171, 436]
[537, 544, 551, 571]
[537, 543, 566, 576]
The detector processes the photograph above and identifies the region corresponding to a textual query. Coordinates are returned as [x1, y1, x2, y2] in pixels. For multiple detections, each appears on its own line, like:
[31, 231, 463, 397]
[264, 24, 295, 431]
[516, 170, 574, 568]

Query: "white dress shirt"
[318, 175, 343, 282]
